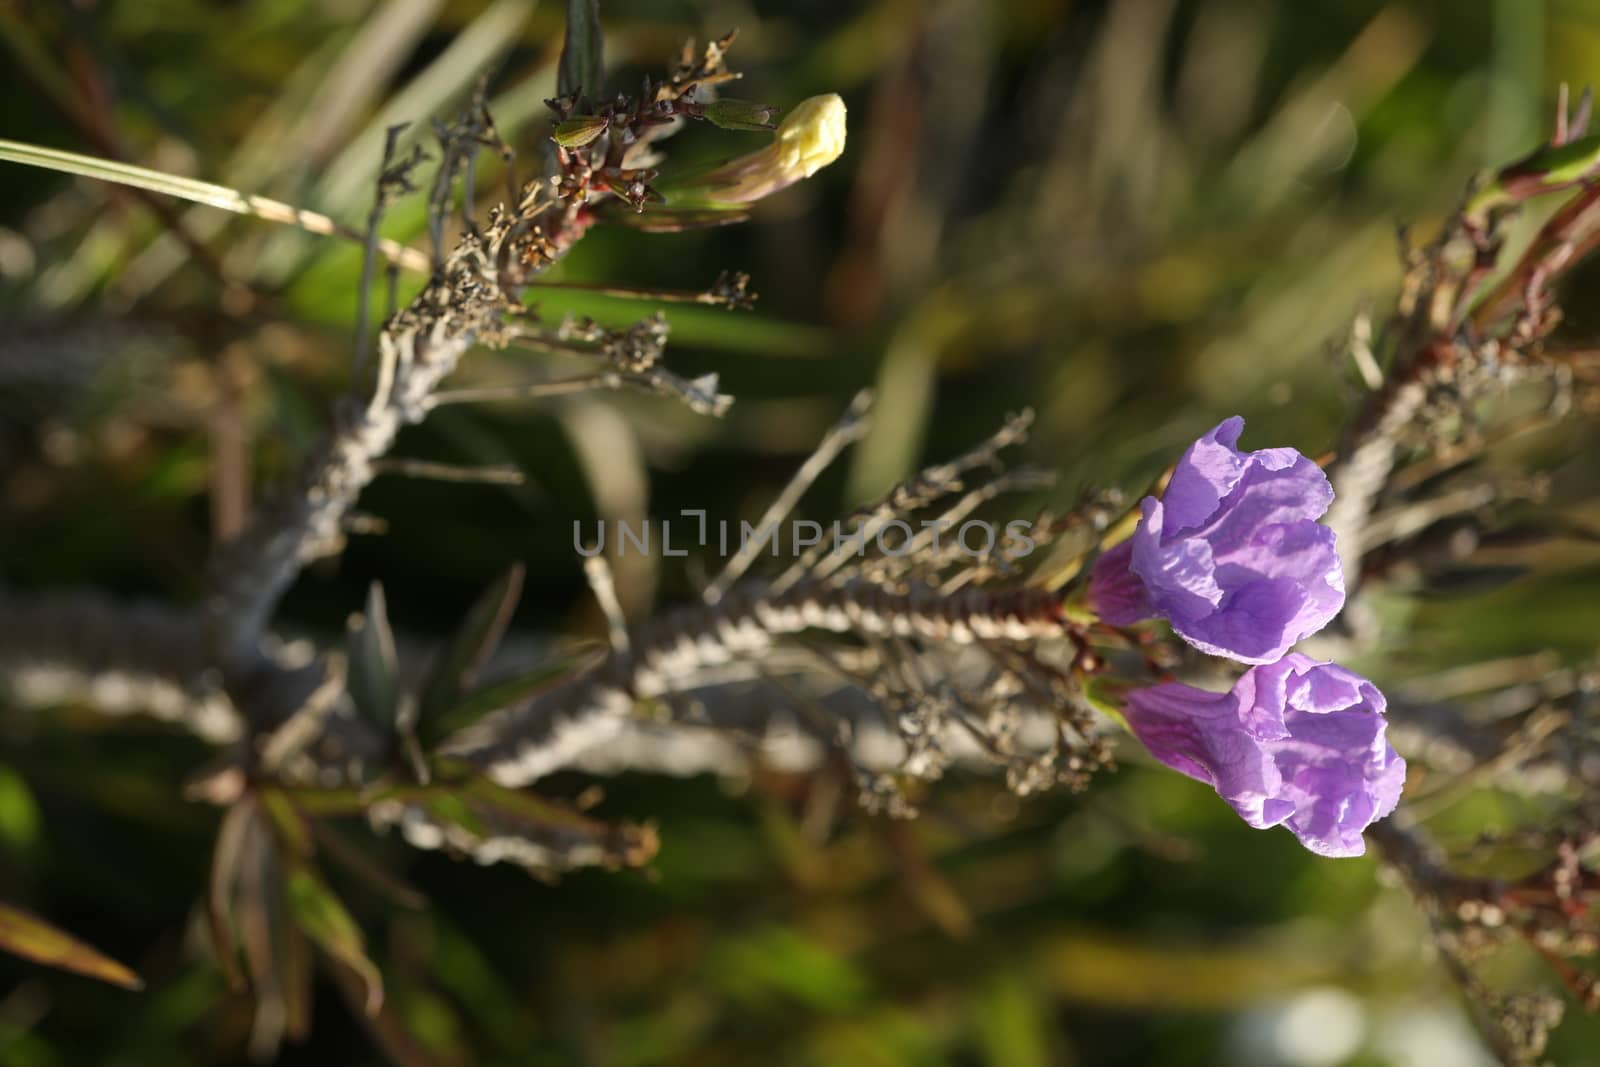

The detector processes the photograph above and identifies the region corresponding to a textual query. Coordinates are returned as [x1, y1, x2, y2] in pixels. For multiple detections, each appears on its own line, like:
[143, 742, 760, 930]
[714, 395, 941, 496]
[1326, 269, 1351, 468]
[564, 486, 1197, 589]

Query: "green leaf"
[419, 564, 526, 734]
[703, 98, 780, 132]
[527, 286, 829, 357]
[284, 862, 384, 1015]
[426, 659, 571, 744]
[0, 137, 428, 271]
[557, 0, 603, 102]
[0, 764, 40, 850]
[307, 821, 428, 910]
[1467, 133, 1600, 222]
[422, 791, 490, 839]
[229, 798, 312, 1047]
[259, 789, 314, 858]
[1082, 678, 1130, 733]
[459, 775, 615, 833]
[595, 199, 750, 232]
[1516, 133, 1600, 185]
[0, 901, 143, 990]
[553, 116, 609, 148]
[0, 137, 270, 210]
[434, 775, 659, 873]
[348, 582, 401, 733]
[206, 800, 255, 990]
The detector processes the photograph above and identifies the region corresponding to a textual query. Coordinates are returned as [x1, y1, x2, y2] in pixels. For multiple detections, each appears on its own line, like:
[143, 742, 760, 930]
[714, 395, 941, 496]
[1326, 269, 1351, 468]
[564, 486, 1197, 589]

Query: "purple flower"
[1090, 416, 1345, 664]
[1123, 654, 1405, 857]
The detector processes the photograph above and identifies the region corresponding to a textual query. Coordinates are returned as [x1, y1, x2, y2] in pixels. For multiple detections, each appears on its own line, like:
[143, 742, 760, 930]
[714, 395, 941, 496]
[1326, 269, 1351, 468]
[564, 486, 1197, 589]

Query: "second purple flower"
[1123, 654, 1406, 857]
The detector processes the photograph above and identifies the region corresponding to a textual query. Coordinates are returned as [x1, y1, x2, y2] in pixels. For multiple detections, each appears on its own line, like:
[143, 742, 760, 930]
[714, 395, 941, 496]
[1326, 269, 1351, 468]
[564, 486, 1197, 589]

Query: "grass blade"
[0, 900, 144, 990]
[0, 138, 429, 271]
[558, 0, 604, 100]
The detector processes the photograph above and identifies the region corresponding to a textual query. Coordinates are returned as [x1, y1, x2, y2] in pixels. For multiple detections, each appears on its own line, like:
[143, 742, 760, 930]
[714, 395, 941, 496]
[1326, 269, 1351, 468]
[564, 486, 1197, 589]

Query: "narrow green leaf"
[557, 0, 603, 101]
[1082, 678, 1130, 733]
[0, 763, 40, 850]
[0, 901, 144, 990]
[283, 916, 315, 1043]
[595, 199, 750, 232]
[207, 801, 255, 990]
[460, 775, 618, 832]
[259, 789, 314, 858]
[1467, 132, 1600, 223]
[419, 563, 526, 731]
[348, 582, 401, 732]
[281, 787, 372, 818]
[413, 774, 658, 873]
[0, 137, 276, 209]
[0, 137, 429, 270]
[426, 659, 571, 744]
[308, 821, 429, 910]
[285, 862, 384, 1015]
[423, 791, 490, 839]
[235, 805, 302, 1049]
[1515, 133, 1600, 186]
[703, 98, 780, 132]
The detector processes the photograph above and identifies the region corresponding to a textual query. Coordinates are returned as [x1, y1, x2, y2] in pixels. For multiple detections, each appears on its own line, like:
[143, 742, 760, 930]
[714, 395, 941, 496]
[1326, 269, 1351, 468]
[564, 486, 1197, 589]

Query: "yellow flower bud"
[768, 94, 847, 181]
[679, 93, 847, 204]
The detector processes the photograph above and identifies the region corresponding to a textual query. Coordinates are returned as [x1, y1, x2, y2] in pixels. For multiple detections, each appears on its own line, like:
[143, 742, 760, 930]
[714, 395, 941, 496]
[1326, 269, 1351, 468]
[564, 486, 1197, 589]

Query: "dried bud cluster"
[543, 32, 844, 216]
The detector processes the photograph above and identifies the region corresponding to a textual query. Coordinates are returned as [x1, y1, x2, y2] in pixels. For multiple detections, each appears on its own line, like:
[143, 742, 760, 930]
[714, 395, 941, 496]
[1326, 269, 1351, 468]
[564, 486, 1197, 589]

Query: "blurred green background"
[4, 0, 1600, 1063]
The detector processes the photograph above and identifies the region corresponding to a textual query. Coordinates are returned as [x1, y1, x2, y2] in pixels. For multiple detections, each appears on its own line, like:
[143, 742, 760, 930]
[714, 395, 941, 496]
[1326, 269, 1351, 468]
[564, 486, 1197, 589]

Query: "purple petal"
[1131, 499, 1224, 619]
[1190, 453, 1334, 550]
[1165, 576, 1317, 664]
[1088, 539, 1154, 626]
[1123, 682, 1288, 829]
[1161, 417, 1249, 534]
[1282, 655, 1385, 717]
[1229, 657, 1293, 740]
[1271, 709, 1405, 858]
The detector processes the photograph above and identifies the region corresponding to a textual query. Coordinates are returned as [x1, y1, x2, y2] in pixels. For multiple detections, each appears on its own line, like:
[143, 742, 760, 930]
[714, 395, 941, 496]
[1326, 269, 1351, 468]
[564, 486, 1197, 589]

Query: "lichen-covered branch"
[0, 586, 239, 741]
[204, 189, 532, 670]
[441, 577, 1075, 785]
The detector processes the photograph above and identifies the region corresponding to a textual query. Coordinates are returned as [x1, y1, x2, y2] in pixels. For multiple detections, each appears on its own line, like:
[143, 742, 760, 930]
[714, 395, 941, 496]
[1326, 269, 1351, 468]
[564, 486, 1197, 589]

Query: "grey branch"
[0, 585, 239, 742]
[439, 577, 1070, 786]
[205, 179, 535, 672]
